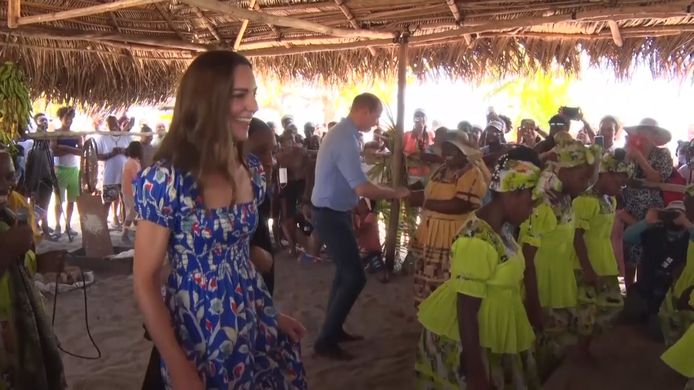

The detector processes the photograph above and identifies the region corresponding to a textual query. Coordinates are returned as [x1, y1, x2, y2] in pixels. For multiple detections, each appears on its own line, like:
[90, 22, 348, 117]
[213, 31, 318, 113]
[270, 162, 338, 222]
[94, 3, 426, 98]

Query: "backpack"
[662, 167, 686, 206]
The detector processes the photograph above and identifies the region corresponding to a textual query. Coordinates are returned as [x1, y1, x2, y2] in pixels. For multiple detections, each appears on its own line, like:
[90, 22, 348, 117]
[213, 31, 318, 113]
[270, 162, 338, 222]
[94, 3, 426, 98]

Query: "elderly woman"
[410, 131, 488, 305]
[620, 118, 673, 288]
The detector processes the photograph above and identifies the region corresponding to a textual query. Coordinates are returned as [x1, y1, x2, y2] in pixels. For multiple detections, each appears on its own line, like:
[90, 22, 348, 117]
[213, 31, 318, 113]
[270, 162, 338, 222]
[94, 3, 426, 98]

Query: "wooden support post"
[384, 35, 408, 277]
[182, 0, 394, 39]
[607, 20, 623, 47]
[16, 0, 164, 27]
[7, 0, 20, 29]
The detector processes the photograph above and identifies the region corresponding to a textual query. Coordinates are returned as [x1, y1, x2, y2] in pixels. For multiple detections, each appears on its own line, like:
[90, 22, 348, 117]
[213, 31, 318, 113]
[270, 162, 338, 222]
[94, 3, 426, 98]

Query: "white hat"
[624, 118, 671, 146]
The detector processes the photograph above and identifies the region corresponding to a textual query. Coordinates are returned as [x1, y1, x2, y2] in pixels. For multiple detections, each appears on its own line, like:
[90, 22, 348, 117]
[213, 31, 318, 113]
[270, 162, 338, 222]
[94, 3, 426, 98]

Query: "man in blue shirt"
[311, 93, 409, 360]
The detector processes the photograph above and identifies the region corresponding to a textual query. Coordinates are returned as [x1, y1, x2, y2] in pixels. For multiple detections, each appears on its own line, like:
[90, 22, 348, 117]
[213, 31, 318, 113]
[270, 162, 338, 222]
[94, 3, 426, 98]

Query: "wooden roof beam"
[607, 20, 623, 47]
[443, 0, 472, 45]
[2, 25, 208, 51]
[191, 6, 222, 44]
[7, 0, 20, 28]
[155, 2, 189, 43]
[334, 0, 377, 56]
[181, 0, 395, 40]
[11, 0, 165, 28]
[235, 0, 290, 51]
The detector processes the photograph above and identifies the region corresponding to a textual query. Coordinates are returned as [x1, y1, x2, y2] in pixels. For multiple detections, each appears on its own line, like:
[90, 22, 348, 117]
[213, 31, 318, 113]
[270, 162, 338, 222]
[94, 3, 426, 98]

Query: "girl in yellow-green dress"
[572, 149, 634, 355]
[661, 290, 694, 390]
[415, 147, 542, 390]
[519, 133, 600, 379]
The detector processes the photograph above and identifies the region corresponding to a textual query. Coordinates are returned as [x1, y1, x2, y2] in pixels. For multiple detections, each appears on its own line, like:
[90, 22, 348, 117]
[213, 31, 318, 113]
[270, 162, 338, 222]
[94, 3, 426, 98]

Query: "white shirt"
[98, 134, 131, 185]
[678, 164, 694, 184]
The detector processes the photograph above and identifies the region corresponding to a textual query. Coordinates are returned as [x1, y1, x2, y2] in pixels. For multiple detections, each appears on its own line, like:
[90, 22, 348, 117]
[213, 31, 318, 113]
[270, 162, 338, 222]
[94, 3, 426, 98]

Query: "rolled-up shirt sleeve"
[336, 138, 368, 189]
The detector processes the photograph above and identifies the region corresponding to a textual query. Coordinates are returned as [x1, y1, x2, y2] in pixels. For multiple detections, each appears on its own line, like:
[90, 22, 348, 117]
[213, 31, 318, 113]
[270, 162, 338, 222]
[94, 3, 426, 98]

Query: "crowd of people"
[0, 49, 692, 390]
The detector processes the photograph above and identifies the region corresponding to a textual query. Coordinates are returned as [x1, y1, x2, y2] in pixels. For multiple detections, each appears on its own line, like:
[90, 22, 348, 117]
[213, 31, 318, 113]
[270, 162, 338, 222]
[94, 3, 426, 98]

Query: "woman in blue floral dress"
[133, 51, 307, 390]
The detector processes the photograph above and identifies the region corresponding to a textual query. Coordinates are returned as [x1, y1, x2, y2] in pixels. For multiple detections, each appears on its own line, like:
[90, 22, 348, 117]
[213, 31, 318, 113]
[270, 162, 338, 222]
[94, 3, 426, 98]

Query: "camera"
[559, 106, 581, 120]
[657, 209, 682, 229]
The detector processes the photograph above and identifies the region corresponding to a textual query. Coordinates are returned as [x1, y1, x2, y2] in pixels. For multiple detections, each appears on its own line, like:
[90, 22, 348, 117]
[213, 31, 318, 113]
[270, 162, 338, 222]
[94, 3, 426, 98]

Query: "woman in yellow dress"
[410, 131, 488, 305]
[0, 149, 65, 389]
[519, 133, 600, 379]
[572, 149, 634, 356]
[661, 290, 694, 390]
[416, 146, 542, 389]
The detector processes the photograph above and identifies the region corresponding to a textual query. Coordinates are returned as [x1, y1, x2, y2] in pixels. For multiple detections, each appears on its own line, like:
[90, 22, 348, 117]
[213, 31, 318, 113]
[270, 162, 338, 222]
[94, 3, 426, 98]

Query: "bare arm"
[522, 243, 543, 330]
[632, 152, 664, 182]
[424, 198, 476, 215]
[580, 119, 595, 143]
[133, 220, 198, 386]
[355, 181, 407, 201]
[457, 294, 490, 389]
[573, 229, 596, 279]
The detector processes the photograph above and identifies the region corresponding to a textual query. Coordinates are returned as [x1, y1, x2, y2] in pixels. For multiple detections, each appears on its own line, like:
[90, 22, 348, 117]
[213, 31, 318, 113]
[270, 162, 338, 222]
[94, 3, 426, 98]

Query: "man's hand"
[674, 212, 693, 229]
[645, 208, 660, 224]
[393, 187, 410, 200]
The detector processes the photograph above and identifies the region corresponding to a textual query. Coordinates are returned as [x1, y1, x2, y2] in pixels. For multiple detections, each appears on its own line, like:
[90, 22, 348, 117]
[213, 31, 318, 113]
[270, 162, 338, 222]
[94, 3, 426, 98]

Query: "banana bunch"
[0, 61, 32, 142]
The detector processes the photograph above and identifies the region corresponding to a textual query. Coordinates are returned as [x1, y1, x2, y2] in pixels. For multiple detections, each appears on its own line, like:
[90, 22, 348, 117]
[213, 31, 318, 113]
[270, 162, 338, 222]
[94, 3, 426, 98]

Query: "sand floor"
[38, 232, 685, 390]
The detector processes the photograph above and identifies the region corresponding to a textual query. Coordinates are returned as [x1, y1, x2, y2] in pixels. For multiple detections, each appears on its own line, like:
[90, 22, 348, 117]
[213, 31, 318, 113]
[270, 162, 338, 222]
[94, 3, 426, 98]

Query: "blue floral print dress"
[134, 155, 306, 390]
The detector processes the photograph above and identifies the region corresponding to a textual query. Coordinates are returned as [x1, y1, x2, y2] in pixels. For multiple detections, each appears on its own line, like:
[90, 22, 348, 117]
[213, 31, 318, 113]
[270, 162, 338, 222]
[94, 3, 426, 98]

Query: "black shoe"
[337, 330, 364, 343]
[314, 341, 354, 361]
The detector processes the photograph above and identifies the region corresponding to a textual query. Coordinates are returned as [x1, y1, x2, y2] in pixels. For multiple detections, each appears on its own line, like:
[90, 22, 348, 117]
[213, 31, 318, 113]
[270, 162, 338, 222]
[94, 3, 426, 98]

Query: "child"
[121, 141, 143, 243]
[415, 148, 543, 389]
[354, 198, 382, 273]
[519, 132, 600, 379]
[572, 149, 634, 357]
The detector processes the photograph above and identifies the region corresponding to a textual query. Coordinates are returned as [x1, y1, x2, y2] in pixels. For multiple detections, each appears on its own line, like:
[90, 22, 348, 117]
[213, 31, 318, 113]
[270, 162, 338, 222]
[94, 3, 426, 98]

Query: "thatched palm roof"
[0, 0, 692, 106]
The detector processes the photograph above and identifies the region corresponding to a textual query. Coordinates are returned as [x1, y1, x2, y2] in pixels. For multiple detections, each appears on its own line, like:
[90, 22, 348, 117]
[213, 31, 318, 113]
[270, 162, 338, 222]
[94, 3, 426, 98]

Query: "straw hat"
[624, 118, 671, 146]
[444, 131, 481, 160]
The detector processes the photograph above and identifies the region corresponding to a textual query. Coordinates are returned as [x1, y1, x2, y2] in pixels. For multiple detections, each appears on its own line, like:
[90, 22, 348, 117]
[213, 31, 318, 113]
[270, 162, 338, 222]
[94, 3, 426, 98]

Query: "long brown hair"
[155, 51, 251, 194]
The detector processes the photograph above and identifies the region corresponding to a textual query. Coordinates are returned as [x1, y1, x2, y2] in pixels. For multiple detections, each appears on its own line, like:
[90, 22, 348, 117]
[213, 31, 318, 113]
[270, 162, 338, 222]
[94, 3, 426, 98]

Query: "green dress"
[416, 216, 539, 390]
[571, 193, 623, 336]
[660, 241, 694, 346]
[661, 292, 694, 390]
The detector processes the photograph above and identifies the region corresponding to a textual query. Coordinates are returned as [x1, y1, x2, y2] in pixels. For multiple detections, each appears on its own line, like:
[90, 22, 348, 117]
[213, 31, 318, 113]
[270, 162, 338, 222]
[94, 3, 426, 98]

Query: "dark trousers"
[313, 207, 366, 345]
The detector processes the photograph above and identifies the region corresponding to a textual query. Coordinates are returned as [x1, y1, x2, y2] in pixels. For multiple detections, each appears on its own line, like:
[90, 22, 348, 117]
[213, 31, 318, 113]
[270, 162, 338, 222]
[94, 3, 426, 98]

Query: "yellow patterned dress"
[415, 216, 539, 390]
[519, 195, 578, 377]
[412, 164, 487, 305]
[571, 192, 623, 336]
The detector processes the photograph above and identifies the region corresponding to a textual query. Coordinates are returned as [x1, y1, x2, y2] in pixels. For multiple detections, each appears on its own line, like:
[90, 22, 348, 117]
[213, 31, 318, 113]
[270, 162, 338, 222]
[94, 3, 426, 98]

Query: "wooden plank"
[181, 0, 395, 39]
[16, 0, 165, 27]
[234, 0, 257, 50]
[7, 0, 20, 29]
[608, 20, 623, 47]
[77, 194, 113, 258]
[4, 25, 207, 51]
[334, 0, 377, 56]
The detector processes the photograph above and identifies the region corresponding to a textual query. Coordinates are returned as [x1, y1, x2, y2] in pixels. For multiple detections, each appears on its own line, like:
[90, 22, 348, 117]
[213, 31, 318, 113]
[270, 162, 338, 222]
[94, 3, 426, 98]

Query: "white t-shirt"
[98, 134, 131, 185]
[55, 137, 81, 168]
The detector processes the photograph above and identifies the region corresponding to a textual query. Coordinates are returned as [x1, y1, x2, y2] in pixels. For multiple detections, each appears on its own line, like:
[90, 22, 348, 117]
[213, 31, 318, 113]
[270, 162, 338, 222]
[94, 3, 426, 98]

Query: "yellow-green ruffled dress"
[518, 195, 577, 376]
[660, 239, 694, 346]
[661, 291, 694, 390]
[415, 217, 539, 390]
[571, 193, 623, 336]
[0, 192, 65, 390]
[412, 164, 487, 305]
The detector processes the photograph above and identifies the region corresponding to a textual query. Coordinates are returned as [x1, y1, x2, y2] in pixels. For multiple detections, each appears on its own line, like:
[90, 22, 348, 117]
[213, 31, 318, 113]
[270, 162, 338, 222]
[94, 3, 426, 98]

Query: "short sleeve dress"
[415, 217, 538, 389]
[412, 164, 488, 305]
[134, 155, 306, 390]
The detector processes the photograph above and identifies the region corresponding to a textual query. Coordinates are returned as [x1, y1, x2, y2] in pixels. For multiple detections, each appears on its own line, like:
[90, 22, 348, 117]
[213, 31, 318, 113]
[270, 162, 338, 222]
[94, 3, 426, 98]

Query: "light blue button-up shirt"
[311, 117, 368, 211]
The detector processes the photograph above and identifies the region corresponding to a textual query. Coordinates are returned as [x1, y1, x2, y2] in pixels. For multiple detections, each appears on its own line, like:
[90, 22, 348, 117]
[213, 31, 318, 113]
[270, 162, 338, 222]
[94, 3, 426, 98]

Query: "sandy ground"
[37, 231, 685, 390]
